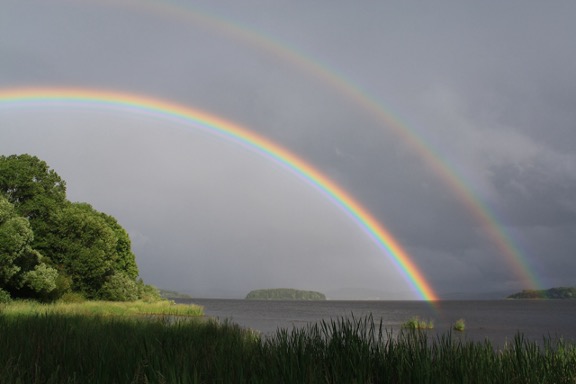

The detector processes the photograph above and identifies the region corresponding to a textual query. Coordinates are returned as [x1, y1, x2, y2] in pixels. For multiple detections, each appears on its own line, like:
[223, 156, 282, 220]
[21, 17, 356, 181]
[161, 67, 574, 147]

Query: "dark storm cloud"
[1, 0, 576, 298]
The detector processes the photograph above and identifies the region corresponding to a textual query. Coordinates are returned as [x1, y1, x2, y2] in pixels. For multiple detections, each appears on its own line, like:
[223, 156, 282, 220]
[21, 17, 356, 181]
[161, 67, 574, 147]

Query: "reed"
[0, 299, 204, 318]
[453, 318, 466, 332]
[0, 310, 574, 383]
[402, 316, 435, 330]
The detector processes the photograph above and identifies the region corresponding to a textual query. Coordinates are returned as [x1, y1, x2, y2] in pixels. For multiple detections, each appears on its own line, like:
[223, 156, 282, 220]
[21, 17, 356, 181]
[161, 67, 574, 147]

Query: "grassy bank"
[0, 308, 574, 383]
[0, 299, 204, 318]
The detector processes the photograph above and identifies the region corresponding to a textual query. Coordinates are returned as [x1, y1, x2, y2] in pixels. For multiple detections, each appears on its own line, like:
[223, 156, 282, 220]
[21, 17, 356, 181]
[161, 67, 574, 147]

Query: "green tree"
[0, 154, 66, 216]
[46, 202, 140, 299]
[1, 154, 145, 301]
[0, 196, 58, 300]
[0, 196, 32, 285]
[136, 279, 161, 302]
[0, 154, 67, 254]
[99, 212, 139, 280]
[99, 273, 139, 301]
[0, 288, 11, 303]
[49, 203, 118, 298]
[20, 263, 58, 296]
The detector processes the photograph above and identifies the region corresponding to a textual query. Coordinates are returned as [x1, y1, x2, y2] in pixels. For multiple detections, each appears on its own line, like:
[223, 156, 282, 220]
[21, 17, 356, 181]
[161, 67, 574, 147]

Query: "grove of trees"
[507, 287, 576, 299]
[0, 154, 159, 302]
[245, 288, 326, 300]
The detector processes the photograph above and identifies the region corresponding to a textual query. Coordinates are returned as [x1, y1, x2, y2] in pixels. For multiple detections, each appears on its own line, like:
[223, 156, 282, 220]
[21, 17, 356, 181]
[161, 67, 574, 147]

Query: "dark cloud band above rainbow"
[0, 87, 438, 301]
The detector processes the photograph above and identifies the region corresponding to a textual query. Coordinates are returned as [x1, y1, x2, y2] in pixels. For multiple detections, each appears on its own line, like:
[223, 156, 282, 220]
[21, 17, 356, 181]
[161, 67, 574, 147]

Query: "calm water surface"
[178, 299, 576, 347]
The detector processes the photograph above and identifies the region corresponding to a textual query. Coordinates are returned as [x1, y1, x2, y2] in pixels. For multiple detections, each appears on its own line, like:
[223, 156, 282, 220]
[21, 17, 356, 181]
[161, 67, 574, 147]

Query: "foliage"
[0, 154, 66, 220]
[98, 211, 139, 279]
[59, 292, 86, 303]
[20, 263, 58, 295]
[48, 272, 73, 300]
[98, 273, 139, 301]
[402, 316, 435, 330]
[0, 289, 11, 303]
[0, 154, 145, 302]
[49, 202, 118, 297]
[0, 195, 58, 300]
[0, 154, 67, 259]
[508, 287, 576, 299]
[0, 196, 33, 284]
[0, 300, 203, 318]
[0, 312, 574, 383]
[453, 318, 466, 331]
[136, 279, 162, 302]
[158, 288, 194, 300]
[246, 288, 326, 300]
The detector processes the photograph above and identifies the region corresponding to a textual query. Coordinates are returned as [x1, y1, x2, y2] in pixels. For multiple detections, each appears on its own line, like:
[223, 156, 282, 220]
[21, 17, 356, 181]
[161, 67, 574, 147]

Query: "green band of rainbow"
[0, 87, 438, 301]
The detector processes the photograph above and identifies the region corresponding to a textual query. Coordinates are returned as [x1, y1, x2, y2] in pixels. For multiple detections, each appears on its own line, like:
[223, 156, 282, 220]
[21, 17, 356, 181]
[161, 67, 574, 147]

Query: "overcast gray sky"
[1, 1, 575, 299]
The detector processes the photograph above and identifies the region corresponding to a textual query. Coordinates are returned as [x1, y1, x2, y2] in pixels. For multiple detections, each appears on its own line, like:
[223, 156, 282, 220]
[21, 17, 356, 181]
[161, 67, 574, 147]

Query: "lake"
[176, 299, 576, 347]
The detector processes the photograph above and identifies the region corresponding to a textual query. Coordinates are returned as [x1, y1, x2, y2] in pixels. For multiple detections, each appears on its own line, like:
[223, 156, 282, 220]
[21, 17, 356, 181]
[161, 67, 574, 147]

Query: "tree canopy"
[0, 195, 58, 300]
[0, 154, 158, 302]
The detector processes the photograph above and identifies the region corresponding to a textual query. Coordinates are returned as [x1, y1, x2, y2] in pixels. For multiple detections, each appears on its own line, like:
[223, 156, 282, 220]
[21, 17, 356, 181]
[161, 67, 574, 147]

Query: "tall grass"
[0, 314, 257, 383]
[0, 311, 574, 383]
[402, 316, 435, 330]
[0, 299, 204, 317]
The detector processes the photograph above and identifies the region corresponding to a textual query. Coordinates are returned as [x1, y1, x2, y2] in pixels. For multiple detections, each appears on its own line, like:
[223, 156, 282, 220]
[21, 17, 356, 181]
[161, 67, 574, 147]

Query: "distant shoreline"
[245, 288, 326, 301]
[507, 287, 576, 299]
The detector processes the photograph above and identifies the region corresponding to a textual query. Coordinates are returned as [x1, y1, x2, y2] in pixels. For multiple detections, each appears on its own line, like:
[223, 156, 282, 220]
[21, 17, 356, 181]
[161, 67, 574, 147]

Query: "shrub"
[136, 279, 161, 302]
[453, 318, 466, 331]
[402, 316, 434, 330]
[0, 288, 12, 303]
[98, 273, 139, 301]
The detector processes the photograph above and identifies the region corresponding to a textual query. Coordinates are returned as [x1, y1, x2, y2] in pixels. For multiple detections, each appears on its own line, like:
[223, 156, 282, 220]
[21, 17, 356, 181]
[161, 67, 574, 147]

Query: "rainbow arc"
[0, 87, 438, 301]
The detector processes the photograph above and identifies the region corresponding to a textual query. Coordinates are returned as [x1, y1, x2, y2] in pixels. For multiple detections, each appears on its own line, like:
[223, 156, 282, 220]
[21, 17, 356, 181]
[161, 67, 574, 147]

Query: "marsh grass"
[0, 299, 203, 318]
[0, 310, 574, 383]
[402, 316, 435, 330]
[453, 318, 466, 332]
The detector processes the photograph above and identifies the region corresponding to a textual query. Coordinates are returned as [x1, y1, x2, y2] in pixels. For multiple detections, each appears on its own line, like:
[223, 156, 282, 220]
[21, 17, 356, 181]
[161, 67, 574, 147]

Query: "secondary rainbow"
[119, 0, 542, 290]
[0, 87, 438, 301]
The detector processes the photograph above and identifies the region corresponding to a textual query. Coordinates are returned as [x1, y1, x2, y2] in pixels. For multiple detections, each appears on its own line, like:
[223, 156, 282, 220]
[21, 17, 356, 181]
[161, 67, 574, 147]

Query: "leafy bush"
[0, 288, 11, 303]
[20, 263, 58, 295]
[402, 316, 434, 330]
[98, 273, 138, 301]
[136, 279, 161, 302]
[453, 318, 466, 331]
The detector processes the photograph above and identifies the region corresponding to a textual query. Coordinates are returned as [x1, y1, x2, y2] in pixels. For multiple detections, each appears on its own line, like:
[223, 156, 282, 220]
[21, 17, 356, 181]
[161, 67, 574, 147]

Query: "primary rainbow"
[0, 87, 438, 301]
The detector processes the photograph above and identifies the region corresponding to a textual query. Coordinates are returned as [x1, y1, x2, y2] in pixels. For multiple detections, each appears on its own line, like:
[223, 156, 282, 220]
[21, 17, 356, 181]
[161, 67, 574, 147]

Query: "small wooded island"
[246, 288, 326, 300]
[507, 286, 576, 299]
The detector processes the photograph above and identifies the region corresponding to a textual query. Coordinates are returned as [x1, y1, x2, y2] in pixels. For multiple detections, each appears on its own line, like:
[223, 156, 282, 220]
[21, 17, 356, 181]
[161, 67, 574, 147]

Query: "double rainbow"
[114, 0, 541, 290]
[0, 87, 438, 301]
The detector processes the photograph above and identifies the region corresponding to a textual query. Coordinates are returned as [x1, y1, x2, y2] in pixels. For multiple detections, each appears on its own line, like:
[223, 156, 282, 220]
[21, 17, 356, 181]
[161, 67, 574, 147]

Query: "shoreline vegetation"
[245, 288, 326, 300]
[158, 289, 194, 300]
[1, 301, 575, 383]
[2, 154, 575, 381]
[0, 299, 203, 318]
[0, 154, 161, 304]
[401, 316, 434, 330]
